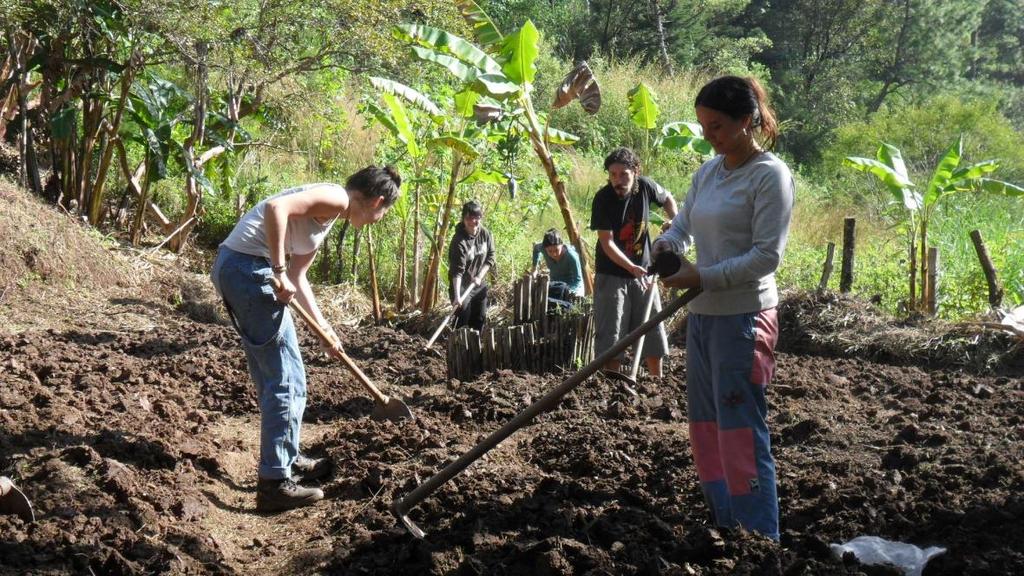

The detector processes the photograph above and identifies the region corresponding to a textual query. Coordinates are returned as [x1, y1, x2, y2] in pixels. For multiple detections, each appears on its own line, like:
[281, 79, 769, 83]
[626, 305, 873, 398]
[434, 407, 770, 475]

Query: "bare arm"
[266, 186, 349, 302]
[662, 194, 678, 221]
[597, 231, 647, 279]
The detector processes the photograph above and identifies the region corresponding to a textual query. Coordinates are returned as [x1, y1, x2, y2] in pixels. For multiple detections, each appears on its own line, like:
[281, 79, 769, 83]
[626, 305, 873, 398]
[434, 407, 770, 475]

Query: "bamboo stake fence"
[447, 274, 595, 380]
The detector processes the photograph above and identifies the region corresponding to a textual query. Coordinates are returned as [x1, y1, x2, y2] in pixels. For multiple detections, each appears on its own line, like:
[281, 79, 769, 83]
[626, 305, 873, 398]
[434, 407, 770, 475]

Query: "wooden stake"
[469, 329, 481, 377]
[840, 217, 856, 293]
[970, 229, 1004, 308]
[927, 247, 939, 316]
[367, 227, 382, 323]
[818, 242, 836, 291]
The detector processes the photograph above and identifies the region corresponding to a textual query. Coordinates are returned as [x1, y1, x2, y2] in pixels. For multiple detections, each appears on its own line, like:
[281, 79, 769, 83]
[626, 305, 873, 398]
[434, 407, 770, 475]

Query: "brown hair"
[695, 76, 779, 150]
[346, 165, 402, 207]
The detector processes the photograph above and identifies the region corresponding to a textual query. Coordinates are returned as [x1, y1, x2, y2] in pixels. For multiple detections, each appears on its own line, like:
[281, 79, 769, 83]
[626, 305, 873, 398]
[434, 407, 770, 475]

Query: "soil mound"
[0, 180, 128, 301]
[778, 289, 1023, 372]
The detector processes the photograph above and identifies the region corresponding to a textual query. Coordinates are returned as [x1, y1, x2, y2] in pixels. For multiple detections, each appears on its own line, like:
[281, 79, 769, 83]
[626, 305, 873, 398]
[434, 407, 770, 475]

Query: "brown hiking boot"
[292, 454, 332, 483]
[256, 478, 324, 513]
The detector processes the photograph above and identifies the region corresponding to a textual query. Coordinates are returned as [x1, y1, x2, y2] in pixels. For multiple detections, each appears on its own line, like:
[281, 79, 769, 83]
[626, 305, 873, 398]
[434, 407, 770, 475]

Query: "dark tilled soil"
[2, 292, 1023, 575]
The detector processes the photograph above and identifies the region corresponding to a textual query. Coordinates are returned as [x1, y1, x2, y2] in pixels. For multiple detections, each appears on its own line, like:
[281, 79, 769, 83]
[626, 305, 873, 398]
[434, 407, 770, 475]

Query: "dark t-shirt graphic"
[590, 176, 669, 277]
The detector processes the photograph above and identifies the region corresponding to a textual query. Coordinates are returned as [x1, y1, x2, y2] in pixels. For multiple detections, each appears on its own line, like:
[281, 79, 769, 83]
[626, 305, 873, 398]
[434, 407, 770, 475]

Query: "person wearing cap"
[590, 147, 677, 377]
[531, 228, 584, 306]
[448, 200, 496, 330]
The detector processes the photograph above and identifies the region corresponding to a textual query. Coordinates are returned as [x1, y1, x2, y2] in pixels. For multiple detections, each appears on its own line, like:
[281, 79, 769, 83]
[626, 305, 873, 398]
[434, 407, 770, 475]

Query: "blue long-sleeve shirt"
[531, 243, 584, 296]
[658, 152, 794, 315]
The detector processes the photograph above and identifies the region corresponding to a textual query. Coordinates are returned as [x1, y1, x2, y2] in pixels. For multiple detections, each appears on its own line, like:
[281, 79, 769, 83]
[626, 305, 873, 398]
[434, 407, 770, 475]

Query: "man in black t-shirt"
[590, 147, 678, 376]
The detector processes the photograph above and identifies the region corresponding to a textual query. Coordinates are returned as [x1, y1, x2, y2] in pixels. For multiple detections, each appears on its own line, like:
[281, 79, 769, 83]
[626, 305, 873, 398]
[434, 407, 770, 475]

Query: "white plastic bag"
[829, 535, 946, 576]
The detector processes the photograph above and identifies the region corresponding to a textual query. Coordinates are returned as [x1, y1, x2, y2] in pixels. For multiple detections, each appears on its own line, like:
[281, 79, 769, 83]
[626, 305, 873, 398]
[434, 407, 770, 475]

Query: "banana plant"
[123, 74, 191, 245]
[845, 136, 1023, 313]
[394, 8, 600, 294]
[627, 81, 712, 167]
[365, 77, 439, 309]
[366, 75, 492, 310]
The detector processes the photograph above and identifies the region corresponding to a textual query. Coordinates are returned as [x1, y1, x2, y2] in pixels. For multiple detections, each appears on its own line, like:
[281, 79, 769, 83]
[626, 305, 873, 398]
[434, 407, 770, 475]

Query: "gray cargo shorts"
[593, 273, 669, 361]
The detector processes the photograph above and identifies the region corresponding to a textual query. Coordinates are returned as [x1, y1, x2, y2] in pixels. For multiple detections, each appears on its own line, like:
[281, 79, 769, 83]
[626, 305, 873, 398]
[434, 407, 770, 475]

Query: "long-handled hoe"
[423, 280, 477, 351]
[423, 266, 490, 352]
[272, 279, 414, 422]
[391, 286, 701, 538]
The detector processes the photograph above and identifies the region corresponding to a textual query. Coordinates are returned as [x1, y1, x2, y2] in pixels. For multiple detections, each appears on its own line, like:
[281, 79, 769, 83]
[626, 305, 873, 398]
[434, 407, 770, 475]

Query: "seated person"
[531, 228, 584, 308]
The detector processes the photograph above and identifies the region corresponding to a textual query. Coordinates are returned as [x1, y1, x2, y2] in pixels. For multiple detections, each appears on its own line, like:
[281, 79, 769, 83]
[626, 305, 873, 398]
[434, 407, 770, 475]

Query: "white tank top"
[220, 183, 342, 259]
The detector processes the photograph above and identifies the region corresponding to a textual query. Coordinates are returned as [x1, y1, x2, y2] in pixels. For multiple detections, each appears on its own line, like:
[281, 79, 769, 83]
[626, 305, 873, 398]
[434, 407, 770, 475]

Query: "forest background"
[2, 0, 1022, 319]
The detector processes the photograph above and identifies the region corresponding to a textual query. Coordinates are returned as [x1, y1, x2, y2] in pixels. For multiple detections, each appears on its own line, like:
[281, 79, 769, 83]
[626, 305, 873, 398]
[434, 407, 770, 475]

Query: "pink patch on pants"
[750, 308, 779, 386]
[720, 427, 757, 496]
[689, 421, 724, 482]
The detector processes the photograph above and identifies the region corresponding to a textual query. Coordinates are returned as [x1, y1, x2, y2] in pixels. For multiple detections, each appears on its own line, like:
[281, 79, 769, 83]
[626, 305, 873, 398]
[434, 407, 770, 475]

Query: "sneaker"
[256, 477, 324, 513]
[292, 454, 332, 483]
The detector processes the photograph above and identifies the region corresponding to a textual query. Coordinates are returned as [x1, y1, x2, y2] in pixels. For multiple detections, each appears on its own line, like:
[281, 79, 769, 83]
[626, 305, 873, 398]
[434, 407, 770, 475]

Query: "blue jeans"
[211, 246, 307, 480]
[686, 309, 780, 540]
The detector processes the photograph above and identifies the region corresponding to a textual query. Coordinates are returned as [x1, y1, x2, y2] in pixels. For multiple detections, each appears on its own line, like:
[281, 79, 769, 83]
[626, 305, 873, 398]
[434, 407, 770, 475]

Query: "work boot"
[256, 477, 324, 513]
[292, 454, 332, 483]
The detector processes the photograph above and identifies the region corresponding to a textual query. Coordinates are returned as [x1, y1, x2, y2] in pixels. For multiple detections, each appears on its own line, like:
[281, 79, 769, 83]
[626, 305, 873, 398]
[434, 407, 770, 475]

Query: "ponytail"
[746, 78, 778, 150]
[695, 75, 780, 150]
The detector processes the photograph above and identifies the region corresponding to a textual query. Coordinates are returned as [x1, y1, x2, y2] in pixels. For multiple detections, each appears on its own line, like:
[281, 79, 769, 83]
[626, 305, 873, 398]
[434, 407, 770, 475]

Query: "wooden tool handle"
[424, 279, 478, 349]
[271, 278, 389, 403]
[629, 275, 659, 380]
[394, 287, 702, 519]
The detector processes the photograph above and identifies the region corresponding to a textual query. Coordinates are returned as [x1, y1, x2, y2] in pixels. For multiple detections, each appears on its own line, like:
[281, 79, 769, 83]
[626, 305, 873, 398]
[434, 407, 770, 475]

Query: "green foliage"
[826, 95, 1024, 184]
[547, 59, 709, 161]
[498, 19, 539, 86]
[479, 0, 766, 73]
[844, 135, 1023, 313]
[627, 83, 659, 131]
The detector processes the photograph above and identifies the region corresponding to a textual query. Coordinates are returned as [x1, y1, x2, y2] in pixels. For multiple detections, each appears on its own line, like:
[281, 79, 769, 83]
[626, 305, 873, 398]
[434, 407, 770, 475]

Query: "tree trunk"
[420, 155, 464, 311]
[6, 30, 42, 195]
[88, 63, 134, 225]
[522, 102, 595, 295]
[412, 180, 422, 307]
[77, 94, 105, 212]
[867, 0, 912, 114]
[130, 151, 152, 245]
[170, 41, 209, 253]
[0, 51, 16, 141]
[649, 0, 674, 75]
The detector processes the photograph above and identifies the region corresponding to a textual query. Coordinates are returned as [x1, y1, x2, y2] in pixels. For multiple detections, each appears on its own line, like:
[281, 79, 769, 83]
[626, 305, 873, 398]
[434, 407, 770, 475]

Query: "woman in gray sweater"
[655, 76, 794, 540]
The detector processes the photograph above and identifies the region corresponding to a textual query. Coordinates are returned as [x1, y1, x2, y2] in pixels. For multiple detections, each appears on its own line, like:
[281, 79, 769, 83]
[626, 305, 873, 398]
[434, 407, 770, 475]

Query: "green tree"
[862, 0, 983, 113]
[480, 0, 765, 73]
